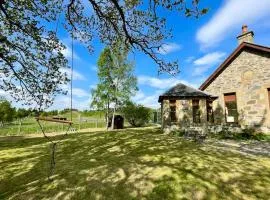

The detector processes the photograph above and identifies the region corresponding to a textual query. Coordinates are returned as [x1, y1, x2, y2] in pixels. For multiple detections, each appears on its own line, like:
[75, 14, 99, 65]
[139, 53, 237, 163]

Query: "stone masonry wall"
[161, 99, 208, 130]
[204, 49, 270, 132]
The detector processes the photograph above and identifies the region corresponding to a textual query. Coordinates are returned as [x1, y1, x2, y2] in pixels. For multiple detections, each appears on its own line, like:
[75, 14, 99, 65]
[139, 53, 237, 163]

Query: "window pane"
[268, 88, 270, 108]
[224, 93, 238, 123]
[192, 100, 200, 123]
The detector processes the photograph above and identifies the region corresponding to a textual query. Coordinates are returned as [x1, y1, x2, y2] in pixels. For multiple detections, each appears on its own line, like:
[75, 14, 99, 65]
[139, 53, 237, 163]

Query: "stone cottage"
[158, 83, 217, 130]
[159, 25, 270, 132]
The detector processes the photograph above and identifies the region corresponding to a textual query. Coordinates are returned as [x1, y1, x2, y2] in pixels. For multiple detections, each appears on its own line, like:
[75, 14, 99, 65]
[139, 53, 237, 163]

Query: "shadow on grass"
[0, 128, 270, 199]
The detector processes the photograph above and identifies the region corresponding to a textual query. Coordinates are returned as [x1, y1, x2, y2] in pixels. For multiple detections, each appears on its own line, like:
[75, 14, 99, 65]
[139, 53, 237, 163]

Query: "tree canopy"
[0, 0, 207, 107]
[91, 42, 137, 129]
[0, 0, 69, 109]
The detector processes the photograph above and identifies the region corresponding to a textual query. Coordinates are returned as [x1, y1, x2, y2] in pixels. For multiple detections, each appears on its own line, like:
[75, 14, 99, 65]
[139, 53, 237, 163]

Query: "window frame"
[224, 92, 238, 124]
[207, 99, 214, 123]
[192, 99, 201, 123]
[169, 100, 177, 123]
[268, 88, 270, 109]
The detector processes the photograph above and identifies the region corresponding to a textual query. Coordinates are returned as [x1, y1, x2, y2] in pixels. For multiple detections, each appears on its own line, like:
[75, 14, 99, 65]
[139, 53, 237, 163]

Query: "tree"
[122, 101, 152, 127]
[0, 0, 69, 108]
[1, 0, 207, 106]
[91, 48, 115, 129]
[16, 108, 30, 119]
[91, 43, 137, 129]
[0, 99, 16, 124]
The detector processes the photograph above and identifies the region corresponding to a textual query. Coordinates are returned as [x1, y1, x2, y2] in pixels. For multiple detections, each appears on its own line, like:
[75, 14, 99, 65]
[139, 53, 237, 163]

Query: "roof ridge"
[199, 42, 270, 90]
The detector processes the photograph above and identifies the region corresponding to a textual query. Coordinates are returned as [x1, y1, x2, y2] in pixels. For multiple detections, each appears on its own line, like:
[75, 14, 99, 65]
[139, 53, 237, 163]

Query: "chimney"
[237, 25, 254, 44]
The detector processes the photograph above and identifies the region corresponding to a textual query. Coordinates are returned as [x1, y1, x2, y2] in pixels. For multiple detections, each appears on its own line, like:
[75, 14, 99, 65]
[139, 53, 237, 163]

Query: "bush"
[122, 101, 151, 127]
[0, 100, 16, 124]
[241, 127, 256, 139]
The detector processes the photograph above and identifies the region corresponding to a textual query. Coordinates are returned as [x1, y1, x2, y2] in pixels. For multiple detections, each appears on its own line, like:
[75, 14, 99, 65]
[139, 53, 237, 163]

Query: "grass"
[0, 112, 106, 136]
[0, 128, 270, 199]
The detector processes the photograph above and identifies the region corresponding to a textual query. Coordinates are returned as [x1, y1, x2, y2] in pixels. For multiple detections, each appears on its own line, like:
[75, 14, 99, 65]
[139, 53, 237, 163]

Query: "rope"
[70, 28, 74, 121]
[36, 119, 72, 180]
[35, 0, 75, 180]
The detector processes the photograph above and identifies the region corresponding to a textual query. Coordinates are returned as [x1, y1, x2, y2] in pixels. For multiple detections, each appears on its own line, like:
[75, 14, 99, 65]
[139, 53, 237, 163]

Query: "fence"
[0, 117, 106, 136]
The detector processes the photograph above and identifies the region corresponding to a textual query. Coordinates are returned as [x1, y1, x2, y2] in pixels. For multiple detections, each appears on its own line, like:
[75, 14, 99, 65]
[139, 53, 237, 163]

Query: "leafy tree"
[122, 101, 152, 127]
[1, 0, 207, 107]
[0, 0, 69, 108]
[91, 43, 137, 129]
[0, 99, 16, 124]
[16, 108, 30, 119]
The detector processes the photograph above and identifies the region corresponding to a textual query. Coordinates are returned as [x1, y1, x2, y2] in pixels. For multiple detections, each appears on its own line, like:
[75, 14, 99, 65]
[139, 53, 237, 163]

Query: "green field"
[0, 111, 106, 136]
[0, 128, 269, 199]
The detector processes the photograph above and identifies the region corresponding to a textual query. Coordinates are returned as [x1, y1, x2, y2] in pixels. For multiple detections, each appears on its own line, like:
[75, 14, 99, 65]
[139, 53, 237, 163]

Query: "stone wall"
[204, 49, 270, 132]
[161, 99, 208, 130]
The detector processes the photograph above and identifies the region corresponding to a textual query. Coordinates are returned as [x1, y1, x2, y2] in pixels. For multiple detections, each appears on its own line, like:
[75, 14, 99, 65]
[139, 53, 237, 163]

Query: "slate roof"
[158, 83, 217, 102]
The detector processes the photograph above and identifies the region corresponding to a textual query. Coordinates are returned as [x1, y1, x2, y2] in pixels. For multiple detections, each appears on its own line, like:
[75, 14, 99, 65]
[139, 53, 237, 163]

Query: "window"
[207, 100, 214, 123]
[170, 100, 177, 122]
[224, 93, 238, 123]
[192, 100, 200, 123]
[268, 88, 270, 108]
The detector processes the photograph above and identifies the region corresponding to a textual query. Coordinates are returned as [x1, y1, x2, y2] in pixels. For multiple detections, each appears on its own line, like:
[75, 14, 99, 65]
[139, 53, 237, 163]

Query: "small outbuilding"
[158, 83, 217, 129]
[108, 115, 124, 129]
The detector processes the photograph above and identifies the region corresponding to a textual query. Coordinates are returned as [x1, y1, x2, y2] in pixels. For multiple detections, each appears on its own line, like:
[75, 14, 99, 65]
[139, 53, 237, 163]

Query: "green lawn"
[0, 128, 270, 199]
[0, 112, 106, 136]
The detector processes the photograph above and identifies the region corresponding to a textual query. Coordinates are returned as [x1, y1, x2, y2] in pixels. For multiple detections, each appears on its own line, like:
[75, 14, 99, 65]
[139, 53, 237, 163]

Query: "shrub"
[0, 100, 16, 124]
[241, 127, 256, 139]
[122, 101, 151, 127]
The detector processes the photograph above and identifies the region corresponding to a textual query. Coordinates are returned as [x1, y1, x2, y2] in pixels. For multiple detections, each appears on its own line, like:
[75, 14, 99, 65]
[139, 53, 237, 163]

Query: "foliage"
[0, 99, 16, 123]
[122, 101, 151, 127]
[1, 1, 207, 108]
[91, 43, 137, 128]
[63, 0, 207, 74]
[16, 108, 31, 119]
[0, 0, 69, 108]
[210, 126, 270, 141]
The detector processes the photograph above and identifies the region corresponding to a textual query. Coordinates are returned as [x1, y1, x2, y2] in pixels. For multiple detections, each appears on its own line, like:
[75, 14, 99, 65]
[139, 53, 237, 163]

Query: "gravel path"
[207, 139, 270, 156]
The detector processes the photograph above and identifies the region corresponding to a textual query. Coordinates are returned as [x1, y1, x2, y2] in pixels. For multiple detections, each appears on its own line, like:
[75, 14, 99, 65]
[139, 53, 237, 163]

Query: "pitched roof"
[199, 42, 270, 91]
[158, 83, 216, 102]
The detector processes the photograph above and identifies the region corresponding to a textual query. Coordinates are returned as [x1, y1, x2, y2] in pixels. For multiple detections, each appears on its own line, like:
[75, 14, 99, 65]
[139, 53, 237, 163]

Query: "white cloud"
[50, 95, 91, 110]
[138, 75, 199, 89]
[157, 43, 182, 55]
[60, 68, 86, 81]
[193, 66, 212, 77]
[72, 88, 89, 98]
[185, 56, 195, 63]
[61, 46, 80, 60]
[132, 90, 163, 108]
[192, 52, 226, 76]
[197, 0, 270, 49]
[132, 90, 145, 102]
[194, 52, 226, 66]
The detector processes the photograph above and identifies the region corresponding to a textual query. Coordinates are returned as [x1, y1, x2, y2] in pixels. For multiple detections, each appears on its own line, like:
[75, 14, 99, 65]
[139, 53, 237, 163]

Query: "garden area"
[1, 127, 270, 199]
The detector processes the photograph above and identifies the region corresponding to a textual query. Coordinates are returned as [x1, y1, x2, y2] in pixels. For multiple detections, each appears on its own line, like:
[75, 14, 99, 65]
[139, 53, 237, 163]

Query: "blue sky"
[5, 0, 270, 110]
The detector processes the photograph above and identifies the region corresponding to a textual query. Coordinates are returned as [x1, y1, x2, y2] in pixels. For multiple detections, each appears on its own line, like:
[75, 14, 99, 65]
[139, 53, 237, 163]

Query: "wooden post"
[96, 119, 98, 128]
[17, 119, 22, 134]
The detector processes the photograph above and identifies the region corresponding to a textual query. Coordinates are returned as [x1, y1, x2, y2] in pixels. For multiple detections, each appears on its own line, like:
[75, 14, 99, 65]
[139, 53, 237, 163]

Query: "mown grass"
[0, 112, 106, 136]
[0, 128, 270, 199]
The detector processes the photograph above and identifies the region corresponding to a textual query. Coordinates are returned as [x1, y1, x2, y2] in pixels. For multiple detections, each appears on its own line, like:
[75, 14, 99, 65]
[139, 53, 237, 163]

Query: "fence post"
[17, 119, 22, 134]
[96, 119, 98, 128]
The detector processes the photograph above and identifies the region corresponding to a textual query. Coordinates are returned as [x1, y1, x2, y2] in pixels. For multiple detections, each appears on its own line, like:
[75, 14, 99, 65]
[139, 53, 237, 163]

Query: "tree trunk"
[111, 103, 116, 130]
[111, 87, 118, 130]
[106, 99, 110, 131]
